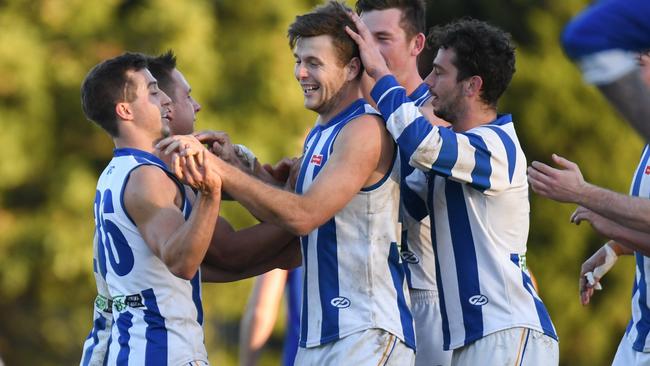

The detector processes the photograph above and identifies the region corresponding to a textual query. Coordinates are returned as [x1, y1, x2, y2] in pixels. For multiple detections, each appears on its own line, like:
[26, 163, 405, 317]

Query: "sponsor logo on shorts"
[311, 154, 323, 166]
[400, 250, 420, 264]
[330, 296, 351, 308]
[468, 294, 489, 306]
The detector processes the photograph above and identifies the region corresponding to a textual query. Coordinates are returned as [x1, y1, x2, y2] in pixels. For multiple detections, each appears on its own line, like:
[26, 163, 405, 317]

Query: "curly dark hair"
[355, 0, 426, 38]
[427, 18, 515, 107]
[288, 1, 361, 73]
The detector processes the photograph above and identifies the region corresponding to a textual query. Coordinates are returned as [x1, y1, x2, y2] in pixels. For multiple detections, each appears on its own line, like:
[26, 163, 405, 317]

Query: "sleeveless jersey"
[94, 148, 206, 365]
[400, 83, 438, 291]
[625, 144, 650, 352]
[372, 75, 557, 350]
[295, 99, 415, 350]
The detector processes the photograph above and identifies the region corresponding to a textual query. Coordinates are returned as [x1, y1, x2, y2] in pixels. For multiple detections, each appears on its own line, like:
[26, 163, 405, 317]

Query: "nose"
[160, 90, 172, 106]
[191, 97, 201, 113]
[423, 71, 436, 88]
[295, 63, 308, 80]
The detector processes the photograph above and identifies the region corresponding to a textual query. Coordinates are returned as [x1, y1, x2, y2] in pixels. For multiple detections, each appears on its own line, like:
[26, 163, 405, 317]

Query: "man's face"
[167, 69, 201, 135]
[424, 48, 466, 123]
[360, 8, 415, 81]
[294, 35, 351, 117]
[639, 52, 650, 88]
[127, 68, 172, 138]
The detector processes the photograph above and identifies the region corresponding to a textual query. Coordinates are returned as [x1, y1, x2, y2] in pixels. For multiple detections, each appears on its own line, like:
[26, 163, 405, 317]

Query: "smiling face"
[167, 68, 201, 135]
[424, 47, 466, 124]
[360, 8, 419, 84]
[126, 68, 172, 138]
[294, 35, 356, 119]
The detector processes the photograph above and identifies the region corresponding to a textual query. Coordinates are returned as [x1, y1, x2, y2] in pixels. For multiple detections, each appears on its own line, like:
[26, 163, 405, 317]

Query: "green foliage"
[0, 0, 644, 365]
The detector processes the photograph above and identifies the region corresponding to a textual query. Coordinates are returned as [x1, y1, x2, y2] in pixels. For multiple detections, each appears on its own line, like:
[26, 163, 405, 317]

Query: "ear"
[411, 33, 426, 57]
[115, 101, 134, 121]
[346, 57, 362, 81]
[464, 75, 483, 98]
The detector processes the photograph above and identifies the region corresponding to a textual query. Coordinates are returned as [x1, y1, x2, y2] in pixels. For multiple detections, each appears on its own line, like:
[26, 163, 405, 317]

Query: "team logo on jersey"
[645, 166, 650, 175]
[330, 296, 351, 308]
[311, 154, 323, 166]
[400, 250, 420, 264]
[468, 294, 489, 306]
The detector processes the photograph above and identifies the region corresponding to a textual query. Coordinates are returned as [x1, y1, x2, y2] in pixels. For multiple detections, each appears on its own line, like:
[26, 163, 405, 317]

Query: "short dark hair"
[146, 50, 177, 100]
[288, 1, 361, 72]
[80, 52, 148, 137]
[427, 18, 516, 107]
[355, 0, 426, 38]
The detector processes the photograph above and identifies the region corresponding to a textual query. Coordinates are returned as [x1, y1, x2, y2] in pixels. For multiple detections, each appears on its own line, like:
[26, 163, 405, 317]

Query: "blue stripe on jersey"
[483, 124, 516, 184]
[116, 312, 134, 366]
[82, 313, 107, 366]
[395, 118, 434, 167]
[631, 146, 650, 196]
[445, 181, 483, 346]
[104, 333, 111, 366]
[296, 130, 322, 195]
[299, 236, 309, 347]
[510, 254, 558, 340]
[401, 230, 413, 288]
[428, 177, 451, 349]
[191, 271, 203, 325]
[94, 190, 108, 278]
[634, 253, 650, 351]
[114, 148, 168, 169]
[463, 132, 492, 192]
[388, 242, 416, 349]
[317, 217, 340, 344]
[431, 127, 459, 178]
[363, 147, 396, 192]
[409, 83, 430, 107]
[142, 288, 168, 366]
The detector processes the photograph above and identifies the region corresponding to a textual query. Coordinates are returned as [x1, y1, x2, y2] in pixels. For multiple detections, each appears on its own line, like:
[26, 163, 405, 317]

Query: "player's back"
[94, 148, 207, 365]
[296, 99, 415, 351]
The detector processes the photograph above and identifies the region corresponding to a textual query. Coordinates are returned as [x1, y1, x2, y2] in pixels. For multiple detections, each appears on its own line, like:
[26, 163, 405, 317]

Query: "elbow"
[286, 217, 317, 236]
[165, 258, 200, 281]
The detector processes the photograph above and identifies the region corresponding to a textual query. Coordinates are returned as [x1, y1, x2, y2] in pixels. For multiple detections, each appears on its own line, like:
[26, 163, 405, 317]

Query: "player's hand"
[579, 242, 616, 305]
[571, 206, 618, 239]
[175, 150, 222, 198]
[344, 11, 390, 81]
[527, 154, 587, 203]
[286, 156, 303, 190]
[262, 156, 301, 187]
[156, 134, 205, 159]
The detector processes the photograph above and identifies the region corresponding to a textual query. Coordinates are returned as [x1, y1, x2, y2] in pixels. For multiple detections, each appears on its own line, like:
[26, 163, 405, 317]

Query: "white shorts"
[451, 327, 558, 366]
[613, 335, 650, 366]
[294, 328, 415, 366]
[410, 289, 451, 366]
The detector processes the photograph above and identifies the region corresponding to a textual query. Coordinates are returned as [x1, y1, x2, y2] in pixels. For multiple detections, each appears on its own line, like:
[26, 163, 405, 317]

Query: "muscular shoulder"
[124, 165, 183, 218]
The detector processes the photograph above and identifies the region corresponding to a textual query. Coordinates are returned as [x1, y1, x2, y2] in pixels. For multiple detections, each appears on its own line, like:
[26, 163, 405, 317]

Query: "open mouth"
[302, 84, 319, 94]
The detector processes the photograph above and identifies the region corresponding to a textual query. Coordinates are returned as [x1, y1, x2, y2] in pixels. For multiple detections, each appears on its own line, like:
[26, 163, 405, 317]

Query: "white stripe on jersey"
[625, 144, 650, 352]
[93, 148, 207, 365]
[296, 99, 415, 350]
[371, 75, 557, 350]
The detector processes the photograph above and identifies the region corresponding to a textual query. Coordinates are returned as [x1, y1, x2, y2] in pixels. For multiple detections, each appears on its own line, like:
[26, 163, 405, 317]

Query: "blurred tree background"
[0, 0, 642, 365]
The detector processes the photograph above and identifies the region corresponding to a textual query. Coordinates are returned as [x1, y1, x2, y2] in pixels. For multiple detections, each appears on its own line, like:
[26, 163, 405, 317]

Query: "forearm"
[607, 240, 635, 256]
[217, 160, 315, 235]
[599, 220, 650, 256]
[201, 239, 301, 283]
[576, 183, 650, 233]
[204, 222, 296, 271]
[163, 192, 222, 279]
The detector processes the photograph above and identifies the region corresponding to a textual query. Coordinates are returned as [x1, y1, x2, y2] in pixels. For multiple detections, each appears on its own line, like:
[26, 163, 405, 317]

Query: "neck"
[318, 82, 362, 124]
[452, 102, 497, 133]
[397, 68, 424, 96]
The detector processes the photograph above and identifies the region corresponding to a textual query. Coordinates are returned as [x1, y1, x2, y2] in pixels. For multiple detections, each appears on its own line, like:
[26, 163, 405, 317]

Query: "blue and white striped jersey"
[371, 75, 557, 350]
[93, 148, 206, 365]
[400, 84, 438, 291]
[80, 235, 114, 366]
[295, 99, 415, 350]
[625, 144, 650, 352]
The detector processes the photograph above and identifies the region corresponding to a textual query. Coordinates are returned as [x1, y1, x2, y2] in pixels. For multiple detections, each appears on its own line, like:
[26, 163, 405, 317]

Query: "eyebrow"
[147, 81, 158, 88]
[432, 62, 445, 72]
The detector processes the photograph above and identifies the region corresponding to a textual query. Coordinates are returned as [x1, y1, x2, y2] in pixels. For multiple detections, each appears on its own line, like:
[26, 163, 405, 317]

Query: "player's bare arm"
[571, 206, 650, 256]
[159, 114, 392, 236]
[201, 238, 301, 283]
[124, 162, 221, 280]
[529, 153, 650, 233]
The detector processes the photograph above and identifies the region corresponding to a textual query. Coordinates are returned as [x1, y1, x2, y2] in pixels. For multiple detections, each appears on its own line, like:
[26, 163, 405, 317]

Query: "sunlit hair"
[288, 0, 362, 76]
[355, 0, 426, 38]
[146, 50, 178, 100]
[428, 18, 516, 108]
[81, 52, 148, 137]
